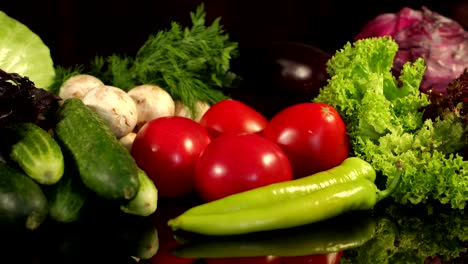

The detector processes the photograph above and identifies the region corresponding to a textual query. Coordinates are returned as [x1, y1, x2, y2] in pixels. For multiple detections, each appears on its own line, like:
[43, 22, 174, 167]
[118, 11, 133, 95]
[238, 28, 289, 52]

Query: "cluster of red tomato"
[130, 98, 350, 202]
[133, 98, 349, 264]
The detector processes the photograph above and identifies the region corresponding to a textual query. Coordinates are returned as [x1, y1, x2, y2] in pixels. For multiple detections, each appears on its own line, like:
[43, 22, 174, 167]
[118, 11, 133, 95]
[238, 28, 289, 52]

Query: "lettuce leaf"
[315, 36, 429, 142]
[314, 36, 468, 209]
[0, 11, 55, 90]
[358, 122, 468, 208]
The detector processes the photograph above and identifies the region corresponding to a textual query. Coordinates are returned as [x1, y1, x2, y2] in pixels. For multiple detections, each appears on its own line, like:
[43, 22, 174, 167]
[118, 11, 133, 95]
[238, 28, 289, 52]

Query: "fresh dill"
[87, 4, 239, 118]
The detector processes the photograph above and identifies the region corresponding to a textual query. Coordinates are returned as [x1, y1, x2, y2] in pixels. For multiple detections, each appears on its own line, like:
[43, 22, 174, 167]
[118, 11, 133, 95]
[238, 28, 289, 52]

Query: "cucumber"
[55, 98, 140, 201]
[0, 162, 49, 230]
[120, 168, 158, 217]
[46, 165, 89, 223]
[1, 122, 64, 185]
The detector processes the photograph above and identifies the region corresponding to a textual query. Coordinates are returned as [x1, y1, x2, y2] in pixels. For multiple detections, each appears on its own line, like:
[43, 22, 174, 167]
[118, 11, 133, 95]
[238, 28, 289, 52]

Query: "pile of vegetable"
[0, 2, 238, 246]
[0, 3, 241, 233]
[2, 2, 468, 262]
[0, 70, 159, 230]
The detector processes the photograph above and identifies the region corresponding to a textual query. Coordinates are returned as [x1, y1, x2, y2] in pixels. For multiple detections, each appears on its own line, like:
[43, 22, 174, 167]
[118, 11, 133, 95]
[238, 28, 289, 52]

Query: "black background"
[0, 0, 467, 68]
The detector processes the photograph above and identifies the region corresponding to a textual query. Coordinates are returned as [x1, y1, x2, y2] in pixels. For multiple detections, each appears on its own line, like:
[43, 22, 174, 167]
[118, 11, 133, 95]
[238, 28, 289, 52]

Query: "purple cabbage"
[355, 6, 468, 95]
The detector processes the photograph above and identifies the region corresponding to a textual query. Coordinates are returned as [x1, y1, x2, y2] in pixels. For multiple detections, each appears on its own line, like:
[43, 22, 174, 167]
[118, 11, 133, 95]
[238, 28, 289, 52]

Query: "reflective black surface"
[4, 194, 468, 264]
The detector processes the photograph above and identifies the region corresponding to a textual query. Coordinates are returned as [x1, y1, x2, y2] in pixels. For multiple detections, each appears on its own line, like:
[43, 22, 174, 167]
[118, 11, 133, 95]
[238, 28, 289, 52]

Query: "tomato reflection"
[279, 252, 343, 264]
[148, 198, 199, 264]
[205, 255, 281, 264]
[203, 252, 342, 264]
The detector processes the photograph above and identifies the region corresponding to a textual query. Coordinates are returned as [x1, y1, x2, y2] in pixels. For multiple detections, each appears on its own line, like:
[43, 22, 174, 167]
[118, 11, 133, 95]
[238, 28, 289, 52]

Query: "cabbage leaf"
[0, 11, 55, 90]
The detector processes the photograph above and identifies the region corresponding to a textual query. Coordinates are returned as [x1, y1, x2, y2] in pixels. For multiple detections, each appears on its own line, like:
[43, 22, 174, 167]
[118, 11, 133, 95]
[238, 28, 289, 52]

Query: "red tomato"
[199, 99, 268, 139]
[263, 103, 349, 179]
[280, 252, 343, 264]
[194, 133, 293, 202]
[131, 116, 211, 198]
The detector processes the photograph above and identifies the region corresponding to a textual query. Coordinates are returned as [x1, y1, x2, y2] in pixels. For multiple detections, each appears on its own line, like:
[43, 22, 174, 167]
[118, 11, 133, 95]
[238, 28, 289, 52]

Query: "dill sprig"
[88, 4, 239, 118]
[49, 65, 85, 95]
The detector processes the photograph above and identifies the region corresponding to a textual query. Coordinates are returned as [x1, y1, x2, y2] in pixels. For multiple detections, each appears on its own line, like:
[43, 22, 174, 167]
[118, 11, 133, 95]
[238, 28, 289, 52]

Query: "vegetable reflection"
[341, 201, 468, 263]
[171, 211, 379, 258]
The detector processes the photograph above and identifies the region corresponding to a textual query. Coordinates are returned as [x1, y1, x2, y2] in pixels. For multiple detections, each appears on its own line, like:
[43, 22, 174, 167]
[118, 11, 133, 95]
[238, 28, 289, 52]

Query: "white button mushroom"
[119, 132, 137, 152]
[58, 74, 104, 101]
[127, 84, 175, 128]
[174, 100, 211, 122]
[82, 85, 138, 138]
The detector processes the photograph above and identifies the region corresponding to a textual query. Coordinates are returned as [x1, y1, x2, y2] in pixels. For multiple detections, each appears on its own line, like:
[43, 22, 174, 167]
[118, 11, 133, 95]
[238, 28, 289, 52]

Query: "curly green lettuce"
[314, 36, 468, 209]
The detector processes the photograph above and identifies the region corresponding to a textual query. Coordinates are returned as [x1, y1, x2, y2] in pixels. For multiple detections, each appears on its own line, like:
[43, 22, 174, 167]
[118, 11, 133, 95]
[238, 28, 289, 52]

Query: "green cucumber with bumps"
[0, 161, 48, 230]
[46, 166, 89, 223]
[1, 122, 64, 185]
[120, 167, 158, 217]
[55, 98, 140, 201]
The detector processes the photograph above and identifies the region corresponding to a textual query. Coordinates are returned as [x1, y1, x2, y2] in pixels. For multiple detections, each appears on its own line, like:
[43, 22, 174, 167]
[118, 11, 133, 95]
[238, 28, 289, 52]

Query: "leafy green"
[0, 69, 60, 130]
[0, 11, 55, 90]
[315, 36, 429, 141]
[314, 36, 468, 209]
[87, 4, 239, 118]
[422, 70, 468, 155]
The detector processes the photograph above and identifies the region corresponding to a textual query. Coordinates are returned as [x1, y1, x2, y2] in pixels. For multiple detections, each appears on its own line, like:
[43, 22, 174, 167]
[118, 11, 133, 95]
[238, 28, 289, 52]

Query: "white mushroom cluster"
[58, 74, 211, 151]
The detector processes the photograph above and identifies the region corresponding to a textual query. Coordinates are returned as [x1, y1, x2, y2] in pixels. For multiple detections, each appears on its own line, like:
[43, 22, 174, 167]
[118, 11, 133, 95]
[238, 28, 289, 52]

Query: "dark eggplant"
[229, 41, 331, 118]
[269, 41, 330, 98]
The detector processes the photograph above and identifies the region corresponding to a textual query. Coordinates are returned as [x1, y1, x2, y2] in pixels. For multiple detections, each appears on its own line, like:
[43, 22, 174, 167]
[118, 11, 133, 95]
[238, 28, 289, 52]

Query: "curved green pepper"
[185, 157, 376, 215]
[172, 212, 382, 258]
[168, 159, 401, 236]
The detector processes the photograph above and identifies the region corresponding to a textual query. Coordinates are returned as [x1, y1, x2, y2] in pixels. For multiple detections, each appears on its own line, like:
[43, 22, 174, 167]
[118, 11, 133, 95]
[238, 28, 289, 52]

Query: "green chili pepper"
[172, 212, 383, 258]
[184, 157, 376, 215]
[168, 161, 401, 236]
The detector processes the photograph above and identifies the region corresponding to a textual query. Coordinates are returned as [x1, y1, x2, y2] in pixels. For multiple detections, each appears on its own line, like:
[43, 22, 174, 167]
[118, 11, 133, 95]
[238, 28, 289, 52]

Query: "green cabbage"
[0, 11, 55, 89]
